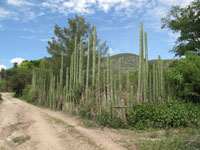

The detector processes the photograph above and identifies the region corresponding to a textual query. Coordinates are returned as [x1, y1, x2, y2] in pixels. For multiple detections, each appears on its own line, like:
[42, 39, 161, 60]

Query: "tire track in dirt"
[0, 93, 134, 150]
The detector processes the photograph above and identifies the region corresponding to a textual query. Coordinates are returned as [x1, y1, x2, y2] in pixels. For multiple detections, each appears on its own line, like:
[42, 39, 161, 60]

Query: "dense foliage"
[166, 52, 200, 102]
[127, 100, 200, 129]
[0, 67, 32, 96]
[161, 0, 200, 56]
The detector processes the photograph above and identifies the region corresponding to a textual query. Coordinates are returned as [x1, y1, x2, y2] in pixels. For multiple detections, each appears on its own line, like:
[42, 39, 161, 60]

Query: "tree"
[161, 0, 200, 56]
[46, 15, 108, 76]
[166, 52, 200, 102]
[47, 14, 108, 57]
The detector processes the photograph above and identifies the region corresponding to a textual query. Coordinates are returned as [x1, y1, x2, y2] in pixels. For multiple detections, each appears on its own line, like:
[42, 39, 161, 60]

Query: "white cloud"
[108, 48, 120, 55]
[20, 35, 36, 39]
[158, 0, 194, 7]
[39, 38, 50, 42]
[7, 0, 34, 6]
[0, 65, 7, 70]
[10, 58, 25, 64]
[0, 8, 10, 20]
[38, 12, 45, 16]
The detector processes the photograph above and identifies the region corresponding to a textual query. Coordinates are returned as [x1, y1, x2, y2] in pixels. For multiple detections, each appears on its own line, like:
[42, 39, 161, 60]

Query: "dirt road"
[0, 93, 136, 150]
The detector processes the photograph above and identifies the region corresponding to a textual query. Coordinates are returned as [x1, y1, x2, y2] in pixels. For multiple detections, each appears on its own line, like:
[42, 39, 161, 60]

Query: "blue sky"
[0, 0, 194, 69]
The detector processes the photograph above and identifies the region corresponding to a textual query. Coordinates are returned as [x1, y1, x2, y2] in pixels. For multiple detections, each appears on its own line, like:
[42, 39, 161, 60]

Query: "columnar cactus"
[92, 24, 96, 87]
[118, 58, 122, 98]
[143, 63, 147, 101]
[110, 60, 114, 106]
[144, 32, 148, 101]
[137, 22, 144, 102]
[73, 37, 77, 88]
[79, 37, 83, 87]
[153, 64, 156, 101]
[149, 71, 152, 102]
[97, 46, 102, 109]
[106, 54, 110, 112]
[86, 34, 90, 99]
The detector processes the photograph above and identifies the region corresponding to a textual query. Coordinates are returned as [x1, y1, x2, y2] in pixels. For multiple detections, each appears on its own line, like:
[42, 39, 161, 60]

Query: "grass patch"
[79, 119, 98, 129]
[136, 128, 200, 150]
[12, 135, 30, 145]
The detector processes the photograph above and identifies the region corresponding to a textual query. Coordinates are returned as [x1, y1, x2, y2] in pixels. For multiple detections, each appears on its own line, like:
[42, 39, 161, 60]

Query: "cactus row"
[30, 23, 168, 119]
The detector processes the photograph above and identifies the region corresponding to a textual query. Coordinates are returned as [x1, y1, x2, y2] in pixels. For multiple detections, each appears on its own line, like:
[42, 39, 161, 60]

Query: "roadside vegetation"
[0, 1, 199, 149]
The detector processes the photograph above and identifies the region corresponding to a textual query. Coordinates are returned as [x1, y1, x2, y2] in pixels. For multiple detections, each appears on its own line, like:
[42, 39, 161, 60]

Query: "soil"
[0, 93, 137, 150]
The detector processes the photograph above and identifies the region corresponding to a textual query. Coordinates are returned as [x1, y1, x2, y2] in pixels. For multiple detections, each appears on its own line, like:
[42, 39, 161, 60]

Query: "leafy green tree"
[46, 15, 108, 76]
[19, 60, 42, 69]
[166, 52, 200, 102]
[161, 0, 200, 56]
[47, 14, 108, 57]
[0, 68, 32, 96]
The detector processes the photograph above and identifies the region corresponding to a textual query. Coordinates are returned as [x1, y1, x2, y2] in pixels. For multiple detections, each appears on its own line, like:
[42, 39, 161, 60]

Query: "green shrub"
[78, 106, 92, 120]
[127, 100, 200, 129]
[166, 52, 200, 102]
[96, 110, 127, 128]
[22, 85, 38, 104]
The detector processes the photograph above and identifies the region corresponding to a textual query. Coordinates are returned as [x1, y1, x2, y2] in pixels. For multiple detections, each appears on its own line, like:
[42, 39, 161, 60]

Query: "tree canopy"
[47, 14, 108, 57]
[161, 0, 200, 56]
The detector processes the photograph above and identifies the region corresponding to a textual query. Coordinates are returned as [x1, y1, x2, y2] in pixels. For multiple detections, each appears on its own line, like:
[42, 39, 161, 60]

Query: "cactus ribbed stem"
[144, 32, 148, 101]
[137, 22, 144, 103]
[153, 64, 156, 101]
[110, 60, 114, 105]
[73, 37, 77, 88]
[106, 54, 110, 112]
[149, 71, 152, 102]
[118, 58, 122, 98]
[97, 46, 102, 111]
[60, 54, 64, 89]
[79, 37, 83, 88]
[92, 24, 96, 87]
[144, 63, 147, 101]
[86, 34, 90, 99]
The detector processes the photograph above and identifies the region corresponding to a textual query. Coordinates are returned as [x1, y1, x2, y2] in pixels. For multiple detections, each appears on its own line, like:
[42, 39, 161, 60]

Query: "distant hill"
[103, 53, 175, 73]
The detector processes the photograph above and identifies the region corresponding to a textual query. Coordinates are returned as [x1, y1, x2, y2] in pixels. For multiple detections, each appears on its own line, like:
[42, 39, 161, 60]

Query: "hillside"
[103, 53, 174, 73]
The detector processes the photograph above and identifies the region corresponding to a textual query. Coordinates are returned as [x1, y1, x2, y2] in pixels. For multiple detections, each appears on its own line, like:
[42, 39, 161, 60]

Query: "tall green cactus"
[73, 37, 77, 88]
[92, 24, 96, 87]
[110, 60, 114, 107]
[106, 54, 110, 112]
[97, 46, 102, 111]
[137, 22, 144, 102]
[31, 69, 36, 91]
[153, 64, 156, 101]
[149, 71, 152, 102]
[86, 34, 90, 99]
[144, 32, 148, 101]
[118, 58, 122, 98]
[79, 37, 83, 88]
[60, 54, 64, 89]
[143, 63, 147, 101]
